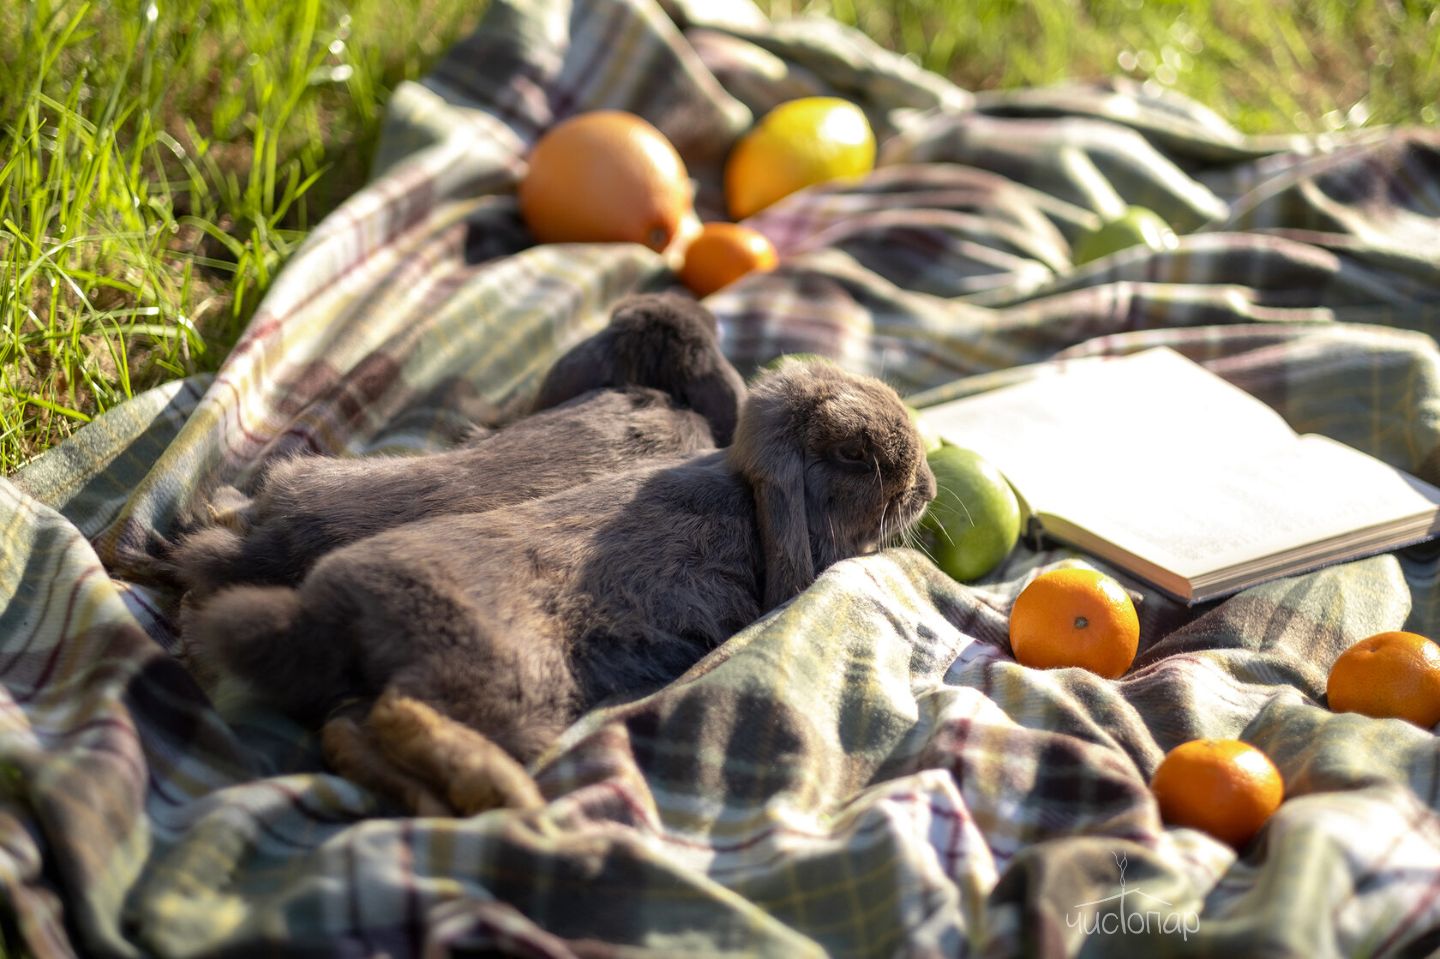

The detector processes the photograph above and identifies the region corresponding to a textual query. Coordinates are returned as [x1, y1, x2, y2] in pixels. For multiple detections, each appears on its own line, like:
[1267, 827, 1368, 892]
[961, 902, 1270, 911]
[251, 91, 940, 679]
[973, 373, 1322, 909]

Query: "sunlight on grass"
[2, 0, 1436, 471]
[0, 0, 485, 471]
[773, 0, 1439, 133]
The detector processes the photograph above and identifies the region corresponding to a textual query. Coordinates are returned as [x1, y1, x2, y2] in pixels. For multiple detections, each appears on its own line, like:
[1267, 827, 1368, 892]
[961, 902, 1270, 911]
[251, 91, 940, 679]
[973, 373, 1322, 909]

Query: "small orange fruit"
[1150, 739, 1284, 847]
[519, 111, 695, 253]
[1326, 630, 1440, 728]
[1008, 568, 1139, 679]
[678, 222, 778, 297]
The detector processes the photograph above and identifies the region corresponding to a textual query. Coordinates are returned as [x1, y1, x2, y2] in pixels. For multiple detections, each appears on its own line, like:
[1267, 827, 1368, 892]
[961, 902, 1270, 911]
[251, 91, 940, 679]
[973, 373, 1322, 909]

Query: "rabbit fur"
[167, 293, 744, 599]
[184, 360, 937, 812]
[531, 291, 745, 444]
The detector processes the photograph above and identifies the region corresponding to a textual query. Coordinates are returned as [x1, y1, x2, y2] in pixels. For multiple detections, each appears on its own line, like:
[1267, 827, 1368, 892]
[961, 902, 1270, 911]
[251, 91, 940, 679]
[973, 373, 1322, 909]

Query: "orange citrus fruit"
[1150, 738, 1284, 847]
[725, 97, 876, 220]
[1326, 630, 1440, 728]
[1008, 568, 1139, 679]
[519, 111, 696, 253]
[678, 222, 778, 297]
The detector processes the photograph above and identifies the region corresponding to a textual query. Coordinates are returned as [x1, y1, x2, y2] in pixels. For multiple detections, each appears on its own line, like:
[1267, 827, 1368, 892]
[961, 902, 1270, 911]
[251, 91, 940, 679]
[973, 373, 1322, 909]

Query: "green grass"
[787, 0, 1439, 134]
[0, 0, 484, 471]
[2, 0, 1437, 473]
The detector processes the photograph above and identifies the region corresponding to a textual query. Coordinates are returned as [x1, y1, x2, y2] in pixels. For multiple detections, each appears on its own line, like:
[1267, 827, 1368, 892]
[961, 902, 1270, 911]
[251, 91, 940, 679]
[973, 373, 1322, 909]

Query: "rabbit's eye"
[833, 441, 869, 467]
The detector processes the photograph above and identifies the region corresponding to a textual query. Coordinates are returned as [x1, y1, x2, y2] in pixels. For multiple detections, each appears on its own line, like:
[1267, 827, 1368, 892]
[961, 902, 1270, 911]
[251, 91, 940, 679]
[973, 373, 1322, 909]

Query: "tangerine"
[1150, 738, 1284, 847]
[678, 222, 778, 297]
[1008, 567, 1139, 679]
[519, 111, 696, 253]
[1326, 630, 1440, 728]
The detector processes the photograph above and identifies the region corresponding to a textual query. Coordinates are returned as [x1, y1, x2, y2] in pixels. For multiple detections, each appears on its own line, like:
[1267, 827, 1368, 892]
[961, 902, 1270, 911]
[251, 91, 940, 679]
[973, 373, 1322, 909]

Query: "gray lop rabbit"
[168, 292, 746, 598]
[184, 360, 937, 815]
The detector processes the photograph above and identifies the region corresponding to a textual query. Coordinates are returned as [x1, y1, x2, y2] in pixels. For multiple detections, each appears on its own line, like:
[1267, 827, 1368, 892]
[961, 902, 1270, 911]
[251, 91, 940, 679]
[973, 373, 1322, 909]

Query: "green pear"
[1074, 205, 1177, 265]
[919, 445, 1022, 582]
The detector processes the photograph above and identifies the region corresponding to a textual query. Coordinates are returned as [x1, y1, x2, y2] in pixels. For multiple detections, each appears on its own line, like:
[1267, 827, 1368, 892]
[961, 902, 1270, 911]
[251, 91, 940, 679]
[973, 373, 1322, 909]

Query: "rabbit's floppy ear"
[531, 293, 745, 445]
[680, 365, 745, 446]
[729, 370, 815, 609]
[531, 335, 616, 413]
[607, 292, 745, 444]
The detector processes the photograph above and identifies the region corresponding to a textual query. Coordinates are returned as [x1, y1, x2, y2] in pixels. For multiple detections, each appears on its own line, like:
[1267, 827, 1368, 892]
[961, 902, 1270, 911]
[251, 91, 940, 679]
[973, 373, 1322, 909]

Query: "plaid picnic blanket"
[6, 0, 1440, 955]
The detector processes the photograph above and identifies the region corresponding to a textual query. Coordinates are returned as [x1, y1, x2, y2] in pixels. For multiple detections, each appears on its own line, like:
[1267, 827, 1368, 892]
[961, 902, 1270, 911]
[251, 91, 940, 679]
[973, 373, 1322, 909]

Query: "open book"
[919, 348, 1440, 604]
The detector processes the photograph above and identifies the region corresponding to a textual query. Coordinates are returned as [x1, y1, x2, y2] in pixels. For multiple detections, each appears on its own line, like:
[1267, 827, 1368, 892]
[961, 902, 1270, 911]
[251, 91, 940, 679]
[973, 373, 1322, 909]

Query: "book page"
[917, 348, 1440, 595]
[919, 349, 1298, 522]
[1039, 434, 1440, 579]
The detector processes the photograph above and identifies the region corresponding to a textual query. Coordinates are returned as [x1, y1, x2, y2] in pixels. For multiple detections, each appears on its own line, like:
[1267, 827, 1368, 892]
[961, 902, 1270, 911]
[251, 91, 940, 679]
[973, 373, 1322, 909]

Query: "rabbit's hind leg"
[317, 578, 580, 816]
[321, 709, 453, 816]
[333, 628, 581, 815]
[320, 683, 546, 816]
[360, 688, 544, 814]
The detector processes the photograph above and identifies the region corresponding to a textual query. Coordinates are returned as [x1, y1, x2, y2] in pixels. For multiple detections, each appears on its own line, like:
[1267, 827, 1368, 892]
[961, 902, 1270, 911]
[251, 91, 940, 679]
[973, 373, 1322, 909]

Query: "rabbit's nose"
[916, 462, 938, 502]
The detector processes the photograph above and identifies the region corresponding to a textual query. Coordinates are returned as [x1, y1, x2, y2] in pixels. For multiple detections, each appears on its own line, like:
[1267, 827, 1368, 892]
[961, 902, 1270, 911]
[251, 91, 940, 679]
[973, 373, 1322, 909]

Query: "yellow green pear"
[919, 445, 1022, 582]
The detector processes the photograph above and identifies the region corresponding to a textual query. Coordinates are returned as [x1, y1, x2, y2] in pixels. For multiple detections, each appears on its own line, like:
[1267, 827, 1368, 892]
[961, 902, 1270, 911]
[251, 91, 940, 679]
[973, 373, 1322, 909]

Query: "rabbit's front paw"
[205, 485, 254, 531]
